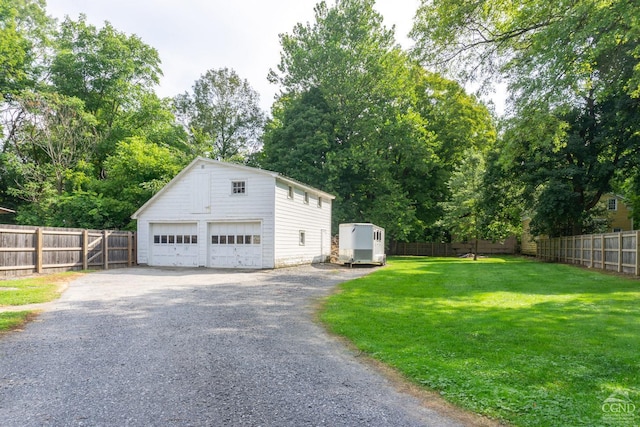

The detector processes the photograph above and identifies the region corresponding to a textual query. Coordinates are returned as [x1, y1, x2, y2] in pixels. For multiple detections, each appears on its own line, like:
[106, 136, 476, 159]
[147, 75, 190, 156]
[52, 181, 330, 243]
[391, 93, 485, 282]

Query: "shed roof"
[131, 157, 335, 219]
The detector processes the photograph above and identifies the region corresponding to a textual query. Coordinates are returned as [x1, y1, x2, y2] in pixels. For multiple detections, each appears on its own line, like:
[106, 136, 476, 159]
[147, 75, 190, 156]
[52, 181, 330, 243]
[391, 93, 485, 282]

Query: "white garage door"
[150, 223, 199, 267]
[208, 222, 262, 268]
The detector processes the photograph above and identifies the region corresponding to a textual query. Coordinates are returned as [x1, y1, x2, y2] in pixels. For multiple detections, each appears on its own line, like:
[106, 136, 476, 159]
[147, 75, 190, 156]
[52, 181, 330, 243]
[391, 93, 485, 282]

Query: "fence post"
[82, 229, 89, 270]
[618, 232, 623, 273]
[636, 230, 640, 276]
[601, 235, 606, 271]
[103, 230, 109, 270]
[35, 228, 43, 273]
[590, 234, 594, 268]
[127, 232, 133, 267]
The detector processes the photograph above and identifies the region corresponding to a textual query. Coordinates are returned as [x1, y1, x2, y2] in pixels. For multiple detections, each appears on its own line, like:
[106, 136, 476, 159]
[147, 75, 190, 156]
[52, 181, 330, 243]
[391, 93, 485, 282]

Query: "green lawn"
[320, 256, 640, 427]
[0, 272, 84, 332]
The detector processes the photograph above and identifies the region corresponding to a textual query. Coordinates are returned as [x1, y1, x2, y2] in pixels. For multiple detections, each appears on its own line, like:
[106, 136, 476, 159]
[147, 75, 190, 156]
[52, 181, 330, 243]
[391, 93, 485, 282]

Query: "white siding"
[273, 180, 332, 267]
[136, 159, 276, 268]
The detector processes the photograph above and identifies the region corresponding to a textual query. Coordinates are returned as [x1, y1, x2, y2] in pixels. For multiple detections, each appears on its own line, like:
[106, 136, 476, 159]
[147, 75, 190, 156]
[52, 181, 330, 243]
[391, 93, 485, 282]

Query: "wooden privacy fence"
[389, 236, 518, 257]
[0, 225, 136, 279]
[537, 230, 640, 276]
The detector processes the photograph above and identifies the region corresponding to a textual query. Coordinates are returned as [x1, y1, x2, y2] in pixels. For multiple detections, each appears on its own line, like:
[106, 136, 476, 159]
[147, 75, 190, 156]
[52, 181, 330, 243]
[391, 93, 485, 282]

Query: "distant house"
[0, 207, 15, 215]
[604, 194, 634, 232]
[521, 193, 634, 255]
[132, 157, 335, 269]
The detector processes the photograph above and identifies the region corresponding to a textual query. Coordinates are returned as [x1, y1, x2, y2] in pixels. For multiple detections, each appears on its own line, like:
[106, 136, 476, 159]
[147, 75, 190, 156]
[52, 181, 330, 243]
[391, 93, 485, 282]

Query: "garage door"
[208, 222, 262, 268]
[150, 223, 199, 267]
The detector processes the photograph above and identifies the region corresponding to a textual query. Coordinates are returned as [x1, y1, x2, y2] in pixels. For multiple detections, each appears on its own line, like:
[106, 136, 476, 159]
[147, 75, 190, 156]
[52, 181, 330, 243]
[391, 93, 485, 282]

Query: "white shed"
[132, 157, 335, 269]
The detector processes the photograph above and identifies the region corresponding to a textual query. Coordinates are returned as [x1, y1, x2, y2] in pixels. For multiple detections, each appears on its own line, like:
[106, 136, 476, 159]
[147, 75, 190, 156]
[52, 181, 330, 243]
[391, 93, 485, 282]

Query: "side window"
[317, 197, 322, 208]
[304, 191, 309, 204]
[288, 185, 294, 199]
[232, 180, 246, 195]
[299, 230, 306, 246]
[608, 198, 617, 211]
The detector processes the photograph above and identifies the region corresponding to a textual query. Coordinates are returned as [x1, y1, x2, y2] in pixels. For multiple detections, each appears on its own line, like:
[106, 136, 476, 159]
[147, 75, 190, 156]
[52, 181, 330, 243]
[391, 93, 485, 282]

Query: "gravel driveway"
[0, 265, 469, 426]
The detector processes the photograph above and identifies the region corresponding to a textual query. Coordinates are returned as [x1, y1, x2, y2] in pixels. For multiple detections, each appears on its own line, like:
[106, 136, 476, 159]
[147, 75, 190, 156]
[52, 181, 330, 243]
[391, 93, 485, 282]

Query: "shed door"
[208, 222, 262, 268]
[150, 223, 199, 267]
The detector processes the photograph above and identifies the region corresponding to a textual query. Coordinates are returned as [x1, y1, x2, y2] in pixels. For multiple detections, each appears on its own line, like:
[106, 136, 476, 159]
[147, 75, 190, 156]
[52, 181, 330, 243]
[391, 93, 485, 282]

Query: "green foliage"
[321, 256, 640, 427]
[0, 0, 50, 95]
[263, 0, 497, 241]
[174, 67, 265, 162]
[0, 10, 189, 230]
[412, 0, 640, 237]
[50, 15, 163, 166]
[440, 149, 485, 255]
[502, 97, 639, 236]
[102, 136, 185, 206]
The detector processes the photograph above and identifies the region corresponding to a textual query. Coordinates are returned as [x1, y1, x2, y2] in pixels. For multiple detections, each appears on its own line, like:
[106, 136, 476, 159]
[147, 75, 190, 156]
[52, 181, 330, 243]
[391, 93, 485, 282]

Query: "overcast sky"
[45, 0, 423, 112]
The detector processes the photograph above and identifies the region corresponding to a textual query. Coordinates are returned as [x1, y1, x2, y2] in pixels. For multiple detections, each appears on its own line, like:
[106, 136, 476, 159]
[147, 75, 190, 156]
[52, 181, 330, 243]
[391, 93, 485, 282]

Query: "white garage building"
[132, 157, 335, 269]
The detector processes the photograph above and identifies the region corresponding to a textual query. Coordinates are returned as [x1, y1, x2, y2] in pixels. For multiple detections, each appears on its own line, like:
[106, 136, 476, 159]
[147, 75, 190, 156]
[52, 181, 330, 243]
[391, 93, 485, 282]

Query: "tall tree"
[440, 149, 486, 260]
[0, 0, 50, 96]
[412, 0, 640, 236]
[265, 0, 442, 240]
[174, 67, 265, 162]
[50, 15, 162, 165]
[1, 91, 96, 198]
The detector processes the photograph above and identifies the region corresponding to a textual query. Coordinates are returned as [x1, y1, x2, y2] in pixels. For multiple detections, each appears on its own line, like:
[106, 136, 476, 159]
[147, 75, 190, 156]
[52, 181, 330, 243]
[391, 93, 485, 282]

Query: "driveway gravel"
[0, 265, 469, 426]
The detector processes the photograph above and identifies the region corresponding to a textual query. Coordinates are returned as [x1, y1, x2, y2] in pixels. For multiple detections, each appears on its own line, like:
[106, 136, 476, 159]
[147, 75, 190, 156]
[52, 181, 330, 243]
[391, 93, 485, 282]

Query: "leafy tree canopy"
[174, 67, 265, 162]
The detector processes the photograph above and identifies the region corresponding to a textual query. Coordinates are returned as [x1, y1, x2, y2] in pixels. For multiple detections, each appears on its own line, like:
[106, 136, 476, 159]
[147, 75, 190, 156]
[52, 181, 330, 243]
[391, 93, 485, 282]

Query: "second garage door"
[208, 222, 262, 268]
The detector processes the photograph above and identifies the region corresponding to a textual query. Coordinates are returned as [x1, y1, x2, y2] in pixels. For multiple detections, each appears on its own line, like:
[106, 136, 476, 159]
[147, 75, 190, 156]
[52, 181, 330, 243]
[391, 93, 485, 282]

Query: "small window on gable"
[304, 192, 309, 204]
[299, 230, 306, 246]
[317, 197, 322, 208]
[608, 198, 617, 211]
[232, 180, 246, 195]
[288, 185, 294, 199]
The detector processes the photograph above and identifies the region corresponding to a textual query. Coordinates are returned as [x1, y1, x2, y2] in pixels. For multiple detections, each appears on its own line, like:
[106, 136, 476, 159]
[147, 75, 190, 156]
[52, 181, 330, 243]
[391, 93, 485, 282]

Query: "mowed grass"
[320, 257, 640, 427]
[0, 272, 84, 332]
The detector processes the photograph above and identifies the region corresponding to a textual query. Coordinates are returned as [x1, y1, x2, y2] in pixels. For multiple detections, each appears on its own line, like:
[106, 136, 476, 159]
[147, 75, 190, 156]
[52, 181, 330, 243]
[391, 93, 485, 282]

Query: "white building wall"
[135, 159, 276, 268]
[273, 180, 333, 267]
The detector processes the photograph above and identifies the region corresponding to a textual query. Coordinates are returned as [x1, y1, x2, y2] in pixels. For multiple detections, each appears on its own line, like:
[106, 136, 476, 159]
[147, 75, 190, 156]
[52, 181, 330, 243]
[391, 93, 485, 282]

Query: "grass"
[0, 272, 84, 332]
[320, 256, 640, 427]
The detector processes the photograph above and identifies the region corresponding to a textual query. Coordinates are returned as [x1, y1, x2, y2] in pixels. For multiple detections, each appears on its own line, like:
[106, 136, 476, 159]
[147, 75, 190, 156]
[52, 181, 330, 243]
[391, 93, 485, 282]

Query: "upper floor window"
[232, 181, 246, 195]
[288, 185, 294, 199]
[317, 197, 322, 208]
[608, 198, 617, 211]
[304, 191, 309, 204]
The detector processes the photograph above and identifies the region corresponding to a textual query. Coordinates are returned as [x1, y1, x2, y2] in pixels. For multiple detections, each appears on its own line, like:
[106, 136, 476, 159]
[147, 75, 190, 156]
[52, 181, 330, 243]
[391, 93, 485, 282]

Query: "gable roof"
[131, 157, 335, 219]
